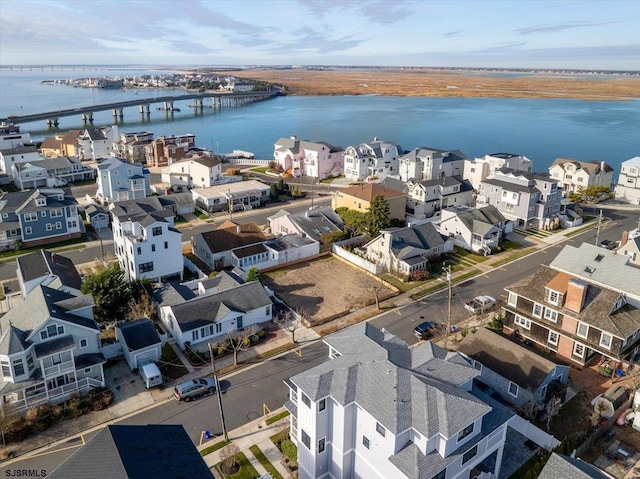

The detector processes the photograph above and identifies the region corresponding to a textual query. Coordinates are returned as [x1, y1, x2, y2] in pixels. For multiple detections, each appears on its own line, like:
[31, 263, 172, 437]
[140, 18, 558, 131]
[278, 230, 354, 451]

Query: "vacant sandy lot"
[262, 256, 396, 324]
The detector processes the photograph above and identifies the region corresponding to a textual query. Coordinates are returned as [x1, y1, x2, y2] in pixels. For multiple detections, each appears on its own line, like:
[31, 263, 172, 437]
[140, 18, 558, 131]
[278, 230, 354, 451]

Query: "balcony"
[43, 359, 74, 377]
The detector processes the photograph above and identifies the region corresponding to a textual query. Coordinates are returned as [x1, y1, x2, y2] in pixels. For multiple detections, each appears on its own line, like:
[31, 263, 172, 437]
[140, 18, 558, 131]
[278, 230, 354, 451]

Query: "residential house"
[399, 147, 467, 182]
[157, 191, 195, 216]
[40, 130, 82, 158]
[0, 285, 105, 412]
[456, 327, 569, 410]
[220, 81, 254, 92]
[268, 206, 344, 243]
[438, 205, 512, 255]
[620, 228, 640, 266]
[112, 131, 154, 163]
[615, 156, 640, 205]
[156, 274, 272, 351]
[332, 183, 407, 222]
[405, 176, 475, 221]
[76, 125, 119, 161]
[273, 136, 344, 179]
[144, 133, 196, 167]
[12, 156, 95, 190]
[365, 222, 452, 275]
[477, 168, 561, 230]
[96, 157, 150, 204]
[16, 249, 83, 298]
[48, 425, 213, 479]
[85, 204, 109, 230]
[284, 322, 515, 479]
[191, 220, 268, 270]
[232, 234, 319, 272]
[464, 153, 533, 190]
[343, 138, 403, 181]
[538, 453, 611, 479]
[549, 158, 614, 195]
[161, 155, 222, 191]
[0, 122, 31, 150]
[503, 243, 640, 368]
[111, 197, 183, 281]
[0, 144, 42, 175]
[116, 318, 163, 371]
[0, 188, 82, 250]
[191, 180, 270, 213]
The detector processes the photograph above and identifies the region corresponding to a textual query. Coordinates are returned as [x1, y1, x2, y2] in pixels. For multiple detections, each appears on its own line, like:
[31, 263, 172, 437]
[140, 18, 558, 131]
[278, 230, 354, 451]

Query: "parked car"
[600, 239, 618, 250]
[464, 295, 497, 315]
[413, 321, 443, 340]
[174, 378, 217, 402]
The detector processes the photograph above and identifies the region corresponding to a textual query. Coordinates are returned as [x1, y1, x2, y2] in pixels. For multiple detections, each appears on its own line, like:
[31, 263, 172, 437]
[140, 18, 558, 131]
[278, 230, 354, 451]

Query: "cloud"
[443, 30, 463, 37]
[298, 0, 415, 24]
[515, 21, 617, 35]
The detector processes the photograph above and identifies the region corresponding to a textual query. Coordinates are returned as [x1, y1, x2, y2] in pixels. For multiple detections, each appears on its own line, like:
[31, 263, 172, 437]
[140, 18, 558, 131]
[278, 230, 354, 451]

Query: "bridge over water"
[2, 90, 279, 126]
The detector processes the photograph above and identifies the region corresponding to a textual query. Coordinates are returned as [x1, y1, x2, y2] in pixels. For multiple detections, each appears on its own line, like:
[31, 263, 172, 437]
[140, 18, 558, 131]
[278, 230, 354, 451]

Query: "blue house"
[96, 157, 150, 204]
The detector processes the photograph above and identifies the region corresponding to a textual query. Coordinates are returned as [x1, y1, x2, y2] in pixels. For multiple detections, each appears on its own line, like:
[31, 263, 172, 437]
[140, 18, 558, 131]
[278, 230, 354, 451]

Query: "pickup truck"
[464, 295, 497, 314]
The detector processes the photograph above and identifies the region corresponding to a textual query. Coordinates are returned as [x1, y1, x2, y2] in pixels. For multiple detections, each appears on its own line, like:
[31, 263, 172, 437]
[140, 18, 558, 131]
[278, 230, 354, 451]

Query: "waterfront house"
[40, 130, 82, 158]
[112, 131, 154, 163]
[615, 156, 640, 205]
[476, 168, 561, 230]
[12, 156, 95, 190]
[191, 180, 270, 213]
[96, 157, 150, 204]
[502, 243, 640, 368]
[332, 183, 406, 222]
[76, 125, 119, 161]
[364, 222, 452, 275]
[343, 138, 403, 181]
[16, 249, 83, 298]
[0, 144, 42, 175]
[0, 285, 105, 413]
[268, 206, 344, 243]
[0, 188, 82, 250]
[161, 155, 222, 191]
[274, 136, 344, 180]
[0, 123, 31, 151]
[144, 133, 196, 167]
[438, 205, 512, 255]
[463, 153, 533, 190]
[549, 158, 614, 195]
[398, 146, 467, 182]
[191, 220, 268, 270]
[455, 327, 569, 410]
[284, 322, 521, 479]
[111, 197, 183, 282]
[405, 175, 474, 221]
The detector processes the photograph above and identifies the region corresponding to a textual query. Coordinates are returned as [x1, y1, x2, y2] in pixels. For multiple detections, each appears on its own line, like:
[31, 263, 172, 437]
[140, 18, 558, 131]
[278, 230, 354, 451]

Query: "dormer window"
[600, 332, 613, 350]
[547, 290, 560, 305]
[36, 198, 46, 207]
[576, 321, 589, 339]
[457, 423, 474, 441]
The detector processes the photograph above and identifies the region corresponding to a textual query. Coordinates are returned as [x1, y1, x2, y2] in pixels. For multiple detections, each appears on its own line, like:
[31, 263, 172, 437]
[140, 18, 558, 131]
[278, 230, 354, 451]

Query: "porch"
[4, 376, 104, 412]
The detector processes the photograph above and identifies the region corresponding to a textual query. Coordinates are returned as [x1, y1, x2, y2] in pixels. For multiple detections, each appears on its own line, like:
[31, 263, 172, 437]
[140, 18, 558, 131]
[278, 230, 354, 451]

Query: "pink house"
[273, 136, 344, 180]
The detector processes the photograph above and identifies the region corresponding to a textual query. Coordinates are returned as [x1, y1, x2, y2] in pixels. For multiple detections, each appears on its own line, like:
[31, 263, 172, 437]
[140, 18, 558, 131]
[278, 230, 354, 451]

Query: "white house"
[398, 147, 467, 182]
[463, 153, 533, 190]
[548, 158, 614, 195]
[273, 136, 344, 180]
[16, 249, 83, 298]
[405, 176, 475, 221]
[191, 180, 270, 213]
[0, 123, 31, 151]
[231, 234, 319, 272]
[161, 155, 222, 190]
[0, 285, 105, 412]
[156, 274, 272, 352]
[77, 125, 119, 161]
[284, 322, 514, 479]
[0, 145, 43, 175]
[12, 156, 95, 190]
[615, 156, 640, 205]
[116, 318, 163, 371]
[111, 197, 183, 281]
[268, 206, 344, 243]
[438, 205, 512, 255]
[96, 157, 150, 204]
[343, 138, 403, 181]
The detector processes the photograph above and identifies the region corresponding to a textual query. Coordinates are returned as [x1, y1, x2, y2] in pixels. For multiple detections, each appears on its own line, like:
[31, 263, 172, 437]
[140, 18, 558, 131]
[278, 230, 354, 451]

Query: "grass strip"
[410, 269, 480, 300]
[249, 445, 284, 479]
[200, 439, 229, 456]
[490, 248, 535, 267]
[265, 410, 290, 426]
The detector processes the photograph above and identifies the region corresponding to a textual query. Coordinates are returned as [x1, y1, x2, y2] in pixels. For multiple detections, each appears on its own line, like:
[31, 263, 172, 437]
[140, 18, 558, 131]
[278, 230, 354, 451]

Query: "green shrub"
[257, 329, 266, 338]
[281, 439, 298, 466]
[5, 418, 33, 443]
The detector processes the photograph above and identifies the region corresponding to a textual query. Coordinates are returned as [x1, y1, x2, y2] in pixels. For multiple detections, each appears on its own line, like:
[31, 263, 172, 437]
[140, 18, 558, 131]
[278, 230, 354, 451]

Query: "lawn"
[249, 445, 284, 479]
[250, 166, 269, 174]
[380, 273, 430, 293]
[175, 215, 189, 224]
[216, 452, 259, 479]
[265, 410, 290, 426]
[195, 210, 210, 220]
[453, 246, 491, 263]
[200, 439, 229, 456]
[159, 343, 189, 380]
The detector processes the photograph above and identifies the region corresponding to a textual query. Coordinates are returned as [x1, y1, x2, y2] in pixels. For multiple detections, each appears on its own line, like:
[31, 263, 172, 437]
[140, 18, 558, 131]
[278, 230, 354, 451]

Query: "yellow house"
[40, 130, 81, 158]
[332, 183, 406, 221]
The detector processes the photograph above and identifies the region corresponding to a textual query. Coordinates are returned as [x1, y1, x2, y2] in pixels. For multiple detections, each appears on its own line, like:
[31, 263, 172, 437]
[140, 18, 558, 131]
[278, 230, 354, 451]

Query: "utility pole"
[98, 220, 105, 261]
[595, 209, 603, 246]
[310, 178, 315, 207]
[444, 264, 452, 349]
[228, 189, 233, 220]
[208, 342, 229, 442]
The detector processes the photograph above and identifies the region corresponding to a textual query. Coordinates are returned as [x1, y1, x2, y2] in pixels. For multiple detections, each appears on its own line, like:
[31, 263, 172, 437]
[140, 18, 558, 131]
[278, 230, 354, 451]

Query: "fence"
[332, 236, 381, 275]
[508, 414, 561, 450]
[574, 396, 633, 457]
[224, 158, 270, 166]
[183, 255, 207, 280]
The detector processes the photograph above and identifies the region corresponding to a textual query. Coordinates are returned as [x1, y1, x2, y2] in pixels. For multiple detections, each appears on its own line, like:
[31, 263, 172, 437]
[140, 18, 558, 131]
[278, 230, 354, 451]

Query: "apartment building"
[405, 176, 474, 220]
[112, 131, 154, 163]
[161, 155, 222, 190]
[145, 134, 196, 167]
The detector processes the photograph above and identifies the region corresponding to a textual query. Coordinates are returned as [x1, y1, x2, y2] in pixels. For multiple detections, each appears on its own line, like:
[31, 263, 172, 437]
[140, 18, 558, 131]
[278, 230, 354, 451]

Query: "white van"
[139, 362, 163, 389]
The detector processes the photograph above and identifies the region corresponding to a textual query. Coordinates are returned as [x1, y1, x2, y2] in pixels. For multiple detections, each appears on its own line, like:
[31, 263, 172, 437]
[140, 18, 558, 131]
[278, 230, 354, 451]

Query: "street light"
[208, 342, 229, 442]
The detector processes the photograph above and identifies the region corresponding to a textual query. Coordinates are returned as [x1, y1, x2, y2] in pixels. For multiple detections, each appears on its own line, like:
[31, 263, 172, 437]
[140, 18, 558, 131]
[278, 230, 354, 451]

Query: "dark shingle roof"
[386, 222, 446, 259]
[539, 453, 610, 479]
[17, 250, 82, 291]
[117, 319, 161, 351]
[197, 220, 267, 254]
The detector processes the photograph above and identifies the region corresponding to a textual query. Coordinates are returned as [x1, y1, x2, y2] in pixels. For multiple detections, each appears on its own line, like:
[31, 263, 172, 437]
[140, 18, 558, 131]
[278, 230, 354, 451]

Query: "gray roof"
[385, 222, 447, 260]
[451, 205, 507, 237]
[199, 270, 245, 291]
[34, 335, 75, 358]
[85, 204, 108, 218]
[152, 281, 197, 308]
[290, 323, 488, 439]
[284, 206, 344, 241]
[0, 144, 39, 155]
[49, 424, 212, 479]
[169, 281, 271, 332]
[275, 137, 344, 154]
[481, 177, 539, 194]
[264, 234, 316, 251]
[17, 250, 82, 291]
[538, 453, 610, 479]
[0, 189, 77, 215]
[117, 318, 161, 351]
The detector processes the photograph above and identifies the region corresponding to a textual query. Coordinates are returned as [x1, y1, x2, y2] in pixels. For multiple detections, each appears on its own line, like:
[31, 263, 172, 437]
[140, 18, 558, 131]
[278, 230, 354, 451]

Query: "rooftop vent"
[595, 254, 604, 262]
[584, 266, 596, 275]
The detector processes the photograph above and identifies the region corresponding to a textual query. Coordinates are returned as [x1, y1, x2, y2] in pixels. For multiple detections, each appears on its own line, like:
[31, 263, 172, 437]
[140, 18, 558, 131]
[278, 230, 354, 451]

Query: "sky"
[0, 0, 639, 70]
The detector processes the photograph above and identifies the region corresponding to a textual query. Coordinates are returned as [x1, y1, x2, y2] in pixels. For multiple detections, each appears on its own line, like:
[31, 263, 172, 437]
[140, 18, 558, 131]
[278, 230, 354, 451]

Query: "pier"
[2, 90, 279, 127]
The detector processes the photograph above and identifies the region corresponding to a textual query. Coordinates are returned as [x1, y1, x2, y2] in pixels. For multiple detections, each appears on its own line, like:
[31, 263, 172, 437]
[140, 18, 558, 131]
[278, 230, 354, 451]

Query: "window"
[508, 382, 519, 398]
[473, 360, 482, 371]
[80, 338, 88, 348]
[532, 303, 543, 318]
[458, 423, 474, 441]
[507, 292, 517, 307]
[215, 323, 222, 333]
[432, 470, 446, 479]
[514, 315, 531, 330]
[50, 208, 63, 218]
[12, 359, 24, 376]
[301, 430, 311, 449]
[40, 324, 64, 340]
[84, 367, 92, 374]
[548, 331, 559, 346]
[462, 445, 478, 464]
[301, 393, 311, 408]
[600, 332, 613, 349]
[192, 330, 199, 341]
[51, 354, 62, 365]
[55, 222, 62, 229]
[46, 223, 52, 231]
[362, 436, 370, 449]
[151, 244, 156, 252]
[1, 361, 10, 378]
[137, 246, 142, 255]
[576, 322, 589, 339]
[318, 398, 326, 412]
[237, 316, 243, 329]
[25, 226, 32, 235]
[27, 354, 34, 371]
[24, 212, 38, 222]
[164, 241, 168, 249]
[376, 422, 386, 437]
[548, 290, 560, 305]
[543, 308, 558, 322]
[318, 437, 326, 453]
[573, 342, 585, 358]
[139, 262, 154, 273]
[152, 226, 162, 236]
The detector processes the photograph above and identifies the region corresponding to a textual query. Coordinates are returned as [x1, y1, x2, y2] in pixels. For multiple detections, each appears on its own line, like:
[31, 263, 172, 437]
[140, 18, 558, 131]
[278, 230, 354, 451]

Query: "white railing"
[9, 377, 104, 411]
[43, 359, 74, 377]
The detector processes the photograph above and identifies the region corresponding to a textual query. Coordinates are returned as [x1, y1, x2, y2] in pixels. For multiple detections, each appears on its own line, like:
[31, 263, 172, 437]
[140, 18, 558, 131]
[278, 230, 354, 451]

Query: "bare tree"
[519, 399, 538, 421]
[369, 284, 382, 310]
[227, 325, 259, 367]
[219, 443, 240, 470]
[274, 308, 308, 343]
[125, 295, 156, 321]
[545, 396, 562, 431]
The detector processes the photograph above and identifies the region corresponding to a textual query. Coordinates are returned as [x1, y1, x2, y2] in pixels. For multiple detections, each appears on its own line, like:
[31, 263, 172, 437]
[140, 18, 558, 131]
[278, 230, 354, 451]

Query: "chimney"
[565, 279, 588, 314]
[236, 225, 241, 234]
[620, 230, 629, 248]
